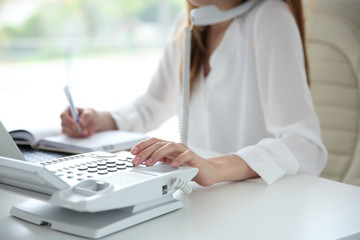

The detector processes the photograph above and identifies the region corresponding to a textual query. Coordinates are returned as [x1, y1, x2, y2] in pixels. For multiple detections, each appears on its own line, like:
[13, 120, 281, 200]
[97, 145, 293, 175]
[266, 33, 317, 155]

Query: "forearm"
[208, 154, 259, 183]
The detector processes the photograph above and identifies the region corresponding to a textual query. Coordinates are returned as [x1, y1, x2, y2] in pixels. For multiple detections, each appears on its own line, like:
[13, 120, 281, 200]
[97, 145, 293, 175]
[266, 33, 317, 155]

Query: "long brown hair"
[182, 0, 310, 91]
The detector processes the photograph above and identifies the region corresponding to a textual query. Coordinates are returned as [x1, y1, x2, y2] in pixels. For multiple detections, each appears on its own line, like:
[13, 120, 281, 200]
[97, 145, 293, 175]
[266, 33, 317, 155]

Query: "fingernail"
[131, 147, 139, 155]
[171, 160, 179, 167]
[133, 156, 141, 165]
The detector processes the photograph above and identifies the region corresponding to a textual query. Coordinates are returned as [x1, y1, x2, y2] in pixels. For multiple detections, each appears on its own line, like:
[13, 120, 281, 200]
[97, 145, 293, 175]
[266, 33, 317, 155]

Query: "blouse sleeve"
[109, 15, 184, 133]
[235, 0, 328, 184]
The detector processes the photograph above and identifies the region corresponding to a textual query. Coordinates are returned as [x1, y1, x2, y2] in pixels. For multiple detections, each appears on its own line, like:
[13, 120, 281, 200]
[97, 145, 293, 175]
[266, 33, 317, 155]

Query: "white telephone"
[180, 0, 260, 144]
[0, 151, 198, 238]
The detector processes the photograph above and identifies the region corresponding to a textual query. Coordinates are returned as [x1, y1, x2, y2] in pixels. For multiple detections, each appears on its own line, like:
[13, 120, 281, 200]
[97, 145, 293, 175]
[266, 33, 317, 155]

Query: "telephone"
[0, 151, 198, 238]
[180, 0, 260, 144]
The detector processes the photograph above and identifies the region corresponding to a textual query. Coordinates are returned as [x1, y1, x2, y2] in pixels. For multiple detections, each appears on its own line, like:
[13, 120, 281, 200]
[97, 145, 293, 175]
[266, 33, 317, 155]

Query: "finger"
[60, 108, 78, 131]
[148, 142, 188, 166]
[61, 116, 90, 138]
[79, 108, 92, 126]
[82, 127, 95, 137]
[172, 149, 198, 168]
[60, 108, 72, 125]
[61, 124, 83, 137]
[132, 141, 168, 166]
[61, 107, 72, 117]
[131, 137, 163, 155]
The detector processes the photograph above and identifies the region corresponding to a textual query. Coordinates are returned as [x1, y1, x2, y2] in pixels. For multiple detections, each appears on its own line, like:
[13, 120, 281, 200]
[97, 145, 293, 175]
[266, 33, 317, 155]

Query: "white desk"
[0, 174, 359, 240]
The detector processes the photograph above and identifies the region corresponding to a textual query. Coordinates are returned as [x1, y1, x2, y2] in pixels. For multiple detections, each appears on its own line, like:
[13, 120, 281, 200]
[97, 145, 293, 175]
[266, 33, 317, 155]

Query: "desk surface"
[1, 174, 360, 240]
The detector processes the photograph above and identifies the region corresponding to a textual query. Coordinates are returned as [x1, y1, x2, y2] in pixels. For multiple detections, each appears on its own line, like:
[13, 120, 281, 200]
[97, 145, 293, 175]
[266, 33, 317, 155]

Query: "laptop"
[0, 120, 70, 162]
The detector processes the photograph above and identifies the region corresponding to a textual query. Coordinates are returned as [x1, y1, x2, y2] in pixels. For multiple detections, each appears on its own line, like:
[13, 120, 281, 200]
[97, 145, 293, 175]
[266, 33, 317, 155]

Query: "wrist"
[192, 158, 218, 187]
[208, 154, 259, 183]
[98, 111, 117, 131]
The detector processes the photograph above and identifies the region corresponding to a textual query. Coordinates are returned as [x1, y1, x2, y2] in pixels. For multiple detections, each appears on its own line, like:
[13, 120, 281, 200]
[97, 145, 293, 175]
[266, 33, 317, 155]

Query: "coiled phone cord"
[180, 25, 193, 145]
[170, 177, 193, 194]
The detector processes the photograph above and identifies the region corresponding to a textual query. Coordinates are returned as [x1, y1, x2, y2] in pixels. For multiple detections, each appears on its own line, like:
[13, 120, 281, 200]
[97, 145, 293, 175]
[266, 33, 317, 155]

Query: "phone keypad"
[41, 151, 142, 184]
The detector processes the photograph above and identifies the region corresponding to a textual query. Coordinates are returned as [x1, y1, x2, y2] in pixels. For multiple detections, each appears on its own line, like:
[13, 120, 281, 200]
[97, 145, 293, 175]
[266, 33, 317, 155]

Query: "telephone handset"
[180, 0, 260, 145]
[190, 0, 260, 27]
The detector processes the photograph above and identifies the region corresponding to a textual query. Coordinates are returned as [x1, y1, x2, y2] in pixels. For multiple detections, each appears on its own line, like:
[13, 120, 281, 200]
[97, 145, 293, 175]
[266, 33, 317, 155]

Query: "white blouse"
[110, 0, 328, 184]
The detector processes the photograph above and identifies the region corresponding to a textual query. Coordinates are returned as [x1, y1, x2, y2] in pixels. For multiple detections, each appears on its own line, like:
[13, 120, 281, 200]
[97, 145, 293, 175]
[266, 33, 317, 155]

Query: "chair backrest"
[304, 0, 360, 186]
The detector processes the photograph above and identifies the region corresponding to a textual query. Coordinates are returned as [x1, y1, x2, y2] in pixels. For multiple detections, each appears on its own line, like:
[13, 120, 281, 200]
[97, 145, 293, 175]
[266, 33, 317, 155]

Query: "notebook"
[0, 121, 69, 162]
[6, 121, 148, 155]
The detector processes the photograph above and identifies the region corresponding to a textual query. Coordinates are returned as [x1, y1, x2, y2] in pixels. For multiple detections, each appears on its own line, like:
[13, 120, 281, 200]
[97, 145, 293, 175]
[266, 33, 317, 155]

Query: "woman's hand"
[131, 137, 218, 186]
[60, 108, 118, 138]
[60, 107, 101, 137]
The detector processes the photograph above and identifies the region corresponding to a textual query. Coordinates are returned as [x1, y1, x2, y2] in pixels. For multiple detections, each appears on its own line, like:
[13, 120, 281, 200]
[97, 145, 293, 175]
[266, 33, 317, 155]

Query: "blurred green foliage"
[0, 0, 185, 61]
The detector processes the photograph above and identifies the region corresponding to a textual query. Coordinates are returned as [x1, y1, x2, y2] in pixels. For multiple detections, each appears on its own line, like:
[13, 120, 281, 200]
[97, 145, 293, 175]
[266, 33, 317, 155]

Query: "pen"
[64, 85, 82, 133]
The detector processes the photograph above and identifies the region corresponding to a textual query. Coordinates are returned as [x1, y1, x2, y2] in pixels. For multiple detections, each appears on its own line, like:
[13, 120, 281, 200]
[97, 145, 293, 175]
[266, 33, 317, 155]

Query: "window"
[0, 0, 184, 132]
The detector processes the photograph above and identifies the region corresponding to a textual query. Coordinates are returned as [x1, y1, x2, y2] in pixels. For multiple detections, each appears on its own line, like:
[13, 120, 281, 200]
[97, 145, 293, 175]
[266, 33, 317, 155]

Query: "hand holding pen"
[60, 102, 103, 138]
[64, 85, 82, 133]
[61, 86, 115, 137]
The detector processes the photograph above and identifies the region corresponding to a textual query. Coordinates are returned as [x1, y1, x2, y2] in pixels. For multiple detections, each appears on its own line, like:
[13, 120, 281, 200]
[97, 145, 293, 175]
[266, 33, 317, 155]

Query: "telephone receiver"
[190, 0, 260, 27]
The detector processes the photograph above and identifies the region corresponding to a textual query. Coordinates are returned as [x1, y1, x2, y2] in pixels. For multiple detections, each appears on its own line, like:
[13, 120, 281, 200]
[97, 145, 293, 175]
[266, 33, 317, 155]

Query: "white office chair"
[304, 0, 360, 186]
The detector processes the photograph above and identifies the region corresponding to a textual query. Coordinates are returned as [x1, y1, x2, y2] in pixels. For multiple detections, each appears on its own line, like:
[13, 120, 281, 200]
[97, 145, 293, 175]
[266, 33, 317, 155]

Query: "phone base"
[10, 197, 183, 239]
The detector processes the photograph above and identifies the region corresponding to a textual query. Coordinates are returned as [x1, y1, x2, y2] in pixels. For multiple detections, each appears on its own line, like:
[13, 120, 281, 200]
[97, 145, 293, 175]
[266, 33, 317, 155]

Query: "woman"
[61, 0, 327, 186]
